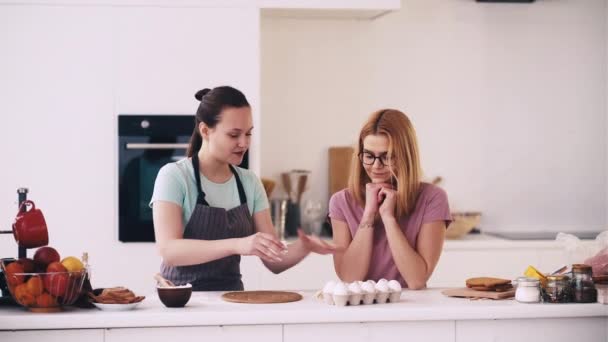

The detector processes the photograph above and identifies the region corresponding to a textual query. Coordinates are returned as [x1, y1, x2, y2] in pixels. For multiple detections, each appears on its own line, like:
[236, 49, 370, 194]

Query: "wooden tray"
[441, 288, 515, 300]
[221, 291, 303, 304]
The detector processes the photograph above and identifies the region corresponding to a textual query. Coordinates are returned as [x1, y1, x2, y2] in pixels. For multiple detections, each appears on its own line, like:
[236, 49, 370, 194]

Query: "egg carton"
[317, 279, 402, 306]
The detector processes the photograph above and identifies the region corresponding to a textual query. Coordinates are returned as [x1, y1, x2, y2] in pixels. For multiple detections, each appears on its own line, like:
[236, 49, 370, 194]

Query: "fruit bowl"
[1, 262, 86, 312]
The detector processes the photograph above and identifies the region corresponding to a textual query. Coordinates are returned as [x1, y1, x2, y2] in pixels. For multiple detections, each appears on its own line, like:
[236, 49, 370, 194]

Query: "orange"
[14, 283, 36, 306]
[26, 276, 44, 296]
[36, 293, 58, 308]
[4, 262, 25, 286]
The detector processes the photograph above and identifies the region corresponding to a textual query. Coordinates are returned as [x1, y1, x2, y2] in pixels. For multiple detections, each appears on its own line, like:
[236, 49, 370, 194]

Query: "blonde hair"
[348, 109, 422, 218]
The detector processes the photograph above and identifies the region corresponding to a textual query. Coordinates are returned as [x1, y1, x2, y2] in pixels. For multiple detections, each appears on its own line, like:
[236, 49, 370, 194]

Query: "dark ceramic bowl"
[157, 284, 192, 308]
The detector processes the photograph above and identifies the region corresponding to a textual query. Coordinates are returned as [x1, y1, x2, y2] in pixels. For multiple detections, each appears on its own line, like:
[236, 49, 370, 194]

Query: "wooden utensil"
[154, 273, 175, 287]
[296, 174, 308, 203]
[281, 173, 292, 200]
[441, 288, 515, 300]
[328, 146, 354, 197]
[221, 291, 303, 304]
[261, 178, 276, 198]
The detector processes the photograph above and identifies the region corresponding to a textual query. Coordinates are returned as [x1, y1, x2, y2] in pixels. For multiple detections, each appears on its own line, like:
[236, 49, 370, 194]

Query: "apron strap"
[229, 165, 247, 205]
[191, 153, 210, 206]
[192, 153, 248, 206]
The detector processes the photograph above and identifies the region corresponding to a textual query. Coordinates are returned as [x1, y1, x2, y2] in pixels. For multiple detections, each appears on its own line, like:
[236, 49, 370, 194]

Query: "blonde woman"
[329, 109, 451, 289]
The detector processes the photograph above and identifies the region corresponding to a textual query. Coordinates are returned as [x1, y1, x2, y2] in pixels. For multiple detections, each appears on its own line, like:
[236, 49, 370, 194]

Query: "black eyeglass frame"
[358, 151, 394, 167]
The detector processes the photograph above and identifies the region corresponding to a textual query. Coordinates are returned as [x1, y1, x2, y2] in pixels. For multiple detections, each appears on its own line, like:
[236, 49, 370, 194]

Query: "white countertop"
[1, 289, 606, 330]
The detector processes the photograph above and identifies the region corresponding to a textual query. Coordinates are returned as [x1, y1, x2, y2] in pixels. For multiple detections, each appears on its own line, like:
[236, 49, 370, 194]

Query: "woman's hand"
[378, 187, 397, 220]
[362, 182, 392, 222]
[297, 229, 342, 255]
[236, 232, 287, 263]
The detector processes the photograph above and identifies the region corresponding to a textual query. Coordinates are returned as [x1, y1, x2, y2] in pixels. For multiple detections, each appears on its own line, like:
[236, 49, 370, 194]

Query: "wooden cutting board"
[329, 146, 354, 197]
[221, 291, 303, 304]
[441, 288, 515, 300]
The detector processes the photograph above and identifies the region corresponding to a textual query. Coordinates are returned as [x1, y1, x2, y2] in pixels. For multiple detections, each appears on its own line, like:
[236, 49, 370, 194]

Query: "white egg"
[366, 279, 376, 287]
[377, 278, 388, 286]
[333, 282, 350, 296]
[375, 281, 390, 293]
[348, 282, 362, 294]
[388, 280, 402, 292]
[323, 280, 337, 293]
[360, 282, 376, 294]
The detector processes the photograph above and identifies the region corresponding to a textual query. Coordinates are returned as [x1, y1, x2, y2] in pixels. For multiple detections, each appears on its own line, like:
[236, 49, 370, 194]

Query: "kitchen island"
[1, 289, 606, 342]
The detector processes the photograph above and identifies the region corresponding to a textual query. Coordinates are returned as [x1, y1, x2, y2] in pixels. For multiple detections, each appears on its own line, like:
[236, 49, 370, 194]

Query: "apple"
[34, 247, 60, 268]
[46, 261, 67, 273]
[43, 272, 68, 297]
[17, 258, 36, 273]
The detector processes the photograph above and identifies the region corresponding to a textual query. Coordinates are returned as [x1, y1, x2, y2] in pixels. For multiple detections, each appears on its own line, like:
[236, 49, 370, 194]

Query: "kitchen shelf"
[260, 0, 400, 20]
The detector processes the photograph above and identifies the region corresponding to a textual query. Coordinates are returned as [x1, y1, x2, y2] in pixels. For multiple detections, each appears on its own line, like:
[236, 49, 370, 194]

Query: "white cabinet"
[456, 318, 607, 342]
[284, 322, 454, 342]
[0, 329, 104, 342]
[105, 325, 282, 342]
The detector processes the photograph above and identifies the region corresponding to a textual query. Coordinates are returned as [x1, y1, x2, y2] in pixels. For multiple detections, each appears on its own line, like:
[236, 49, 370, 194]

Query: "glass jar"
[593, 275, 608, 304]
[515, 277, 540, 303]
[542, 275, 572, 303]
[571, 264, 597, 303]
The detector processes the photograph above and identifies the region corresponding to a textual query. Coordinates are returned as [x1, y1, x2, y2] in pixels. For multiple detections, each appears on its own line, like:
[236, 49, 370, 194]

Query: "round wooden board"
[221, 291, 303, 304]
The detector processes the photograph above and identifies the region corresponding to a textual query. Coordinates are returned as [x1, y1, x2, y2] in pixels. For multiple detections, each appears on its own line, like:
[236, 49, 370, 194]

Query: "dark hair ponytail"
[187, 86, 250, 157]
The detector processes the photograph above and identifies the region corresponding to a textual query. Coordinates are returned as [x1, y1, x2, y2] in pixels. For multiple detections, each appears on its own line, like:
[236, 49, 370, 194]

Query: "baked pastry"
[466, 277, 512, 292]
[88, 287, 145, 304]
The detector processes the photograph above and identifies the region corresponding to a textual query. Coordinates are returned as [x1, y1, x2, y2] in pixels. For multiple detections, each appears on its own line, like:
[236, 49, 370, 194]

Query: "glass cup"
[302, 200, 324, 236]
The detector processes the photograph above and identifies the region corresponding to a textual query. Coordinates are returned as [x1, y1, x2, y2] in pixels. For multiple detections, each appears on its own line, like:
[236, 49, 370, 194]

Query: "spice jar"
[515, 277, 540, 303]
[542, 275, 572, 303]
[571, 264, 597, 303]
[592, 275, 608, 305]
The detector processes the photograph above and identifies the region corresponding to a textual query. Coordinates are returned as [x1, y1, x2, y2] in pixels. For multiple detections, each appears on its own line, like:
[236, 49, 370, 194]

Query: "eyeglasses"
[358, 152, 394, 166]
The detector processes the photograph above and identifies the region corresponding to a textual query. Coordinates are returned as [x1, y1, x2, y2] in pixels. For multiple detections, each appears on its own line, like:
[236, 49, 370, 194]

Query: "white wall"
[261, 0, 607, 234]
[0, 4, 260, 294]
[261, 17, 374, 207]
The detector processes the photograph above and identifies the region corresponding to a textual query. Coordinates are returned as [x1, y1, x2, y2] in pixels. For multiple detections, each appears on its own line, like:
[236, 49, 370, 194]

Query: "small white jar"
[515, 277, 540, 303]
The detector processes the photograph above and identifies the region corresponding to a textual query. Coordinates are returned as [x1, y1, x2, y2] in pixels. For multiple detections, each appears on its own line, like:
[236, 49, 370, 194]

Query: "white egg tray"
[317, 290, 402, 306]
[317, 279, 403, 306]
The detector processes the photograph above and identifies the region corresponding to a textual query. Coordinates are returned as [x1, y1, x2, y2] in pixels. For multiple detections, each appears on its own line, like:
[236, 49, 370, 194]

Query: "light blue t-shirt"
[149, 158, 269, 228]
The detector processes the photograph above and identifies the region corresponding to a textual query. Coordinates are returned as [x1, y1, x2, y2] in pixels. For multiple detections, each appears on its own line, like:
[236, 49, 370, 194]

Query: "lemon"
[61, 256, 84, 272]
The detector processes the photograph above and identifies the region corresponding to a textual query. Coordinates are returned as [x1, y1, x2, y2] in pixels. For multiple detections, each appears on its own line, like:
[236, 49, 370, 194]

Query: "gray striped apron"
[160, 154, 254, 291]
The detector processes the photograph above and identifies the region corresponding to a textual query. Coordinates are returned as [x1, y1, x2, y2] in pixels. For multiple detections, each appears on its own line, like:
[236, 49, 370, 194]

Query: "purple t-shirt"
[328, 183, 451, 288]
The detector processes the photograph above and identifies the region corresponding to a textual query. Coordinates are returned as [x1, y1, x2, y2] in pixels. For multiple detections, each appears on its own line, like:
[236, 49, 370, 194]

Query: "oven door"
[118, 115, 192, 242]
[117, 115, 249, 242]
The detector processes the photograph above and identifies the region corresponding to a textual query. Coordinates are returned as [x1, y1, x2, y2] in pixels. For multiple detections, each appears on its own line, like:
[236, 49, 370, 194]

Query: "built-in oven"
[118, 115, 248, 242]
